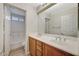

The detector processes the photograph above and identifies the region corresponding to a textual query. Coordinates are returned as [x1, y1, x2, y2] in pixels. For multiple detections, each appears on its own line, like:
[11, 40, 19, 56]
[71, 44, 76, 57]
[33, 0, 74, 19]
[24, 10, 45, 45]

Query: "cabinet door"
[44, 44, 65, 56]
[29, 37, 36, 56]
[36, 40, 43, 56]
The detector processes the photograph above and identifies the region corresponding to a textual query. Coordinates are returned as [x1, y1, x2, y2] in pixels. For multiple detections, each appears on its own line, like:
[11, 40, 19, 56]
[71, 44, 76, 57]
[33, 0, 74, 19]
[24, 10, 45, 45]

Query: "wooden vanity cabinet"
[29, 37, 43, 56]
[29, 37, 36, 56]
[43, 44, 73, 56]
[29, 36, 73, 56]
[43, 44, 64, 56]
[36, 40, 43, 56]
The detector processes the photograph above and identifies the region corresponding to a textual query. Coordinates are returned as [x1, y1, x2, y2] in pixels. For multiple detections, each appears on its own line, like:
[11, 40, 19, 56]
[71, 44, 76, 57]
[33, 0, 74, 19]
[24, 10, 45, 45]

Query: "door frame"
[3, 3, 26, 56]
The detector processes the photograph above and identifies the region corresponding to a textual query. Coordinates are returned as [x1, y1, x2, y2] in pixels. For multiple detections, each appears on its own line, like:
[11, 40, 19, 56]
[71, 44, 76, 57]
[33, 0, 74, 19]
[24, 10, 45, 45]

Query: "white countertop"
[29, 34, 79, 56]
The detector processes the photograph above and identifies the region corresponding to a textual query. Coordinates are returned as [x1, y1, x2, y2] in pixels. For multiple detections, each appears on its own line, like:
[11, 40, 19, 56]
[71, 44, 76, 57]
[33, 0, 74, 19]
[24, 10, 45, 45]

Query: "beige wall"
[0, 3, 4, 55]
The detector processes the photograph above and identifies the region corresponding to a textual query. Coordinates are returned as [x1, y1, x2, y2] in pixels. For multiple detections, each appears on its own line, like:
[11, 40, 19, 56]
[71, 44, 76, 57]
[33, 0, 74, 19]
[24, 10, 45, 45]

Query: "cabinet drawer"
[36, 40, 42, 47]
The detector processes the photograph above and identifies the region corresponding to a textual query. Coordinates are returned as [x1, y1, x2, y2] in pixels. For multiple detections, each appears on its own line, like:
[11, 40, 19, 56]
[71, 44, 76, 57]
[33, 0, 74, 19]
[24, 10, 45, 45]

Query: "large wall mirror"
[38, 3, 78, 37]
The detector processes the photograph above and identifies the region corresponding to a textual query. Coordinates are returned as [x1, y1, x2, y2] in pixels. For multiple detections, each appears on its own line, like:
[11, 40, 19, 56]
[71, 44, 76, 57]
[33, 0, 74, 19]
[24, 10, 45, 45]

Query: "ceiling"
[27, 3, 45, 8]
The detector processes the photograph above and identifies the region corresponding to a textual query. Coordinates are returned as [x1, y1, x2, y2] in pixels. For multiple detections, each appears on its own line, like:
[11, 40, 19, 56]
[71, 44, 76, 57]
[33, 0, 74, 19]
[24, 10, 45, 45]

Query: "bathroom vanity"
[29, 34, 77, 56]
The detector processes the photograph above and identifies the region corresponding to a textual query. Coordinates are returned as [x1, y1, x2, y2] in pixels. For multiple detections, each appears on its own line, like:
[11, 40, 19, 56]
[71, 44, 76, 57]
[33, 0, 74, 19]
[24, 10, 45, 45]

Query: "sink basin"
[40, 36, 57, 41]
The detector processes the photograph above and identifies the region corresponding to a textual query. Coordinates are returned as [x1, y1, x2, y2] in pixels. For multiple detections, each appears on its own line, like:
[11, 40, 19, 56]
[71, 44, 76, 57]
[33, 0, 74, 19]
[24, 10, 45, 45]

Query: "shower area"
[4, 4, 26, 55]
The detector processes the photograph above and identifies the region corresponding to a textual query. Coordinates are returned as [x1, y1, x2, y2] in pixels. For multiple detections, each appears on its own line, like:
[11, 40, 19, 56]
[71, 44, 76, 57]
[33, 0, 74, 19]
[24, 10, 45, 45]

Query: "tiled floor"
[10, 47, 26, 56]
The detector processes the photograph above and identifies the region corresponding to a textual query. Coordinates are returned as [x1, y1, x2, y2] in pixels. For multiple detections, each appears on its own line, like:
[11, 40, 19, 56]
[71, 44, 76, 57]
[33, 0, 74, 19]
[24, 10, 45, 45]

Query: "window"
[12, 16, 18, 21]
[19, 18, 24, 22]
[11, 13, 25, 22]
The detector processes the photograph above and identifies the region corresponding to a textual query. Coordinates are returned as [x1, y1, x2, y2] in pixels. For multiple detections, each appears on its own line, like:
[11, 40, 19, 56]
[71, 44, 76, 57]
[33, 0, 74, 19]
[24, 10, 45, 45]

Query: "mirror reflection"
[38, 3, 78, 37]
